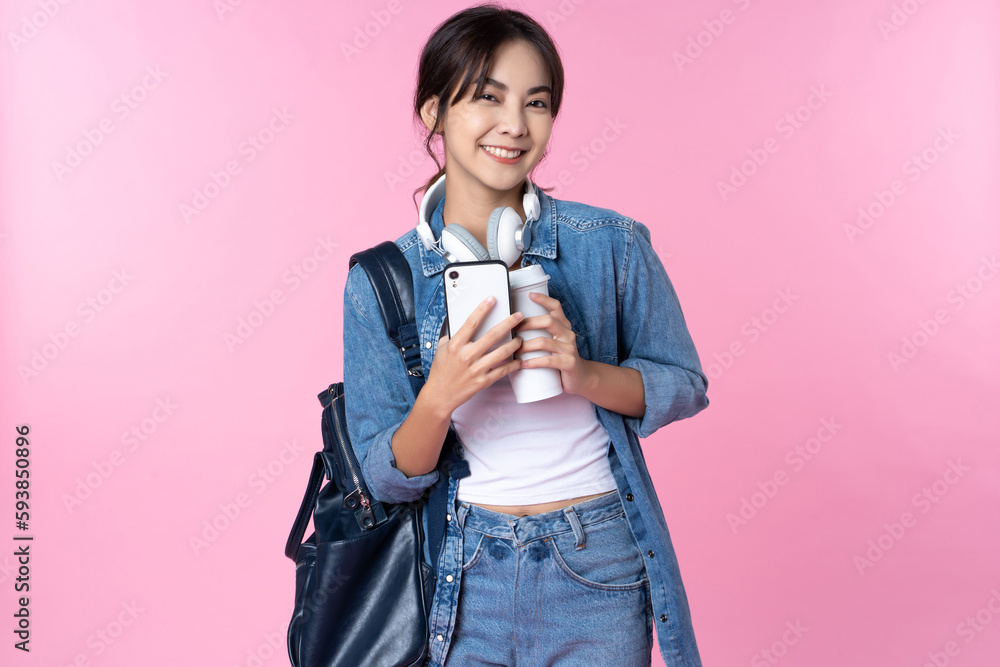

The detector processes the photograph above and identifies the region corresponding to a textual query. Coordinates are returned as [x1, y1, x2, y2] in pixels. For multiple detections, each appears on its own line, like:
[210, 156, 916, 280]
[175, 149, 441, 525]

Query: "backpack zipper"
[329, 385, 374, 527]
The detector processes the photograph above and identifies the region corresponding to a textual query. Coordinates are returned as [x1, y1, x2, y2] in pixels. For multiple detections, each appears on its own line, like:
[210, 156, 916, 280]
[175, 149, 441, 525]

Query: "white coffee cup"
[507, 264, 563, 403]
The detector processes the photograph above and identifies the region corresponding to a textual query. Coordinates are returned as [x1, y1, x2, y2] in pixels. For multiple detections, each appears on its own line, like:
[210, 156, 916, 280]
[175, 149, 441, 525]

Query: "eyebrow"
[484, 77, 552, 96]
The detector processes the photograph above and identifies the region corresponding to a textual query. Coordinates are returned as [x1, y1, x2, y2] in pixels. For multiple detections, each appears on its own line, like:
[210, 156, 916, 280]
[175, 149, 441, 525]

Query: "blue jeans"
[437, 489, 653, 666]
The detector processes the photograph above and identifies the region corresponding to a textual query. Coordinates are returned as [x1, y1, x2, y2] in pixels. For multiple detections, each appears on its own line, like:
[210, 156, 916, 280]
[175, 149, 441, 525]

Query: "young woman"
[342, 5, 710, 666]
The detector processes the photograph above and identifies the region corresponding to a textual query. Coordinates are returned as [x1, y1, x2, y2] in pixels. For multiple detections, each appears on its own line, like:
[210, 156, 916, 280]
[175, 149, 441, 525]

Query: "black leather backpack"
[284, 241, 467, 667]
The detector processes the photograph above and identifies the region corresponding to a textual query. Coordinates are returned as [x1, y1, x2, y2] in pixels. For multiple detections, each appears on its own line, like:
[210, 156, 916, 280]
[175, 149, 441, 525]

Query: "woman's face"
[431, 39, 554, 198]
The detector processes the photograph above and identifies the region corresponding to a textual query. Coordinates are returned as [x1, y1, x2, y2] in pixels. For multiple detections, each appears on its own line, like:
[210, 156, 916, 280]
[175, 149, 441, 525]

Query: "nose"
[497, 100, 527, 137]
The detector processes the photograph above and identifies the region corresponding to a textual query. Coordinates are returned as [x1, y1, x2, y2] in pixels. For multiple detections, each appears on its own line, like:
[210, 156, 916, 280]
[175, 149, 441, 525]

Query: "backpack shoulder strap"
[349, 241, 424, 396]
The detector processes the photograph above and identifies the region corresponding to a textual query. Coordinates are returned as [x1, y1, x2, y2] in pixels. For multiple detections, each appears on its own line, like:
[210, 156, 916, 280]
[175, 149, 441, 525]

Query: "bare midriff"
[467, 490, 615, 517]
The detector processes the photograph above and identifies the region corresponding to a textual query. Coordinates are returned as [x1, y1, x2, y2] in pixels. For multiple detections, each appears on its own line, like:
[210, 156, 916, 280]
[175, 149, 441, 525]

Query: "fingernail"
[486, 296, 495, 304]
[515, 312, 524, 320]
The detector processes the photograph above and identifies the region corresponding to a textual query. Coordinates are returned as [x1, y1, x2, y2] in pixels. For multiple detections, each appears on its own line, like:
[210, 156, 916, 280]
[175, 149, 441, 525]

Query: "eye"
[479, 93, 499, 102]
[529, 100, 549, 109]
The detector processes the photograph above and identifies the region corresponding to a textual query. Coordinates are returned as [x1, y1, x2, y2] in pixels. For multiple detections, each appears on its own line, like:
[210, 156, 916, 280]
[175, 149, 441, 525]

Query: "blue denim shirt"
[342, 188, 709, 667]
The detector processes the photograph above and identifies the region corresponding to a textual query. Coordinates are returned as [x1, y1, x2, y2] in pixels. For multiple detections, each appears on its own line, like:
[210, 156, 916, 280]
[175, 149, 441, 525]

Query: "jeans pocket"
[461, 530, 488, 572]
[546, 511, 648, 592]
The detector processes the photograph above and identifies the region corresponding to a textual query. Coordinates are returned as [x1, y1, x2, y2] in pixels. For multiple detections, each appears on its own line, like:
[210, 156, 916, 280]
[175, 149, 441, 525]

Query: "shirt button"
[660, 614, 667, 622]
[425, 341, 432, 349]
[447, 513, 452, 522]
[446, 574, 454, 582]
[647, 550, 655, 558]
[436, 634, 444, 642]
[625, 493, 634, 501]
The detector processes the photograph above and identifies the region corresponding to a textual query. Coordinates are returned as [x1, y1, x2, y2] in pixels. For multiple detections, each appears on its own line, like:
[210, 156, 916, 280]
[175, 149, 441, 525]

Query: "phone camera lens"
[448, 270, 459, 280]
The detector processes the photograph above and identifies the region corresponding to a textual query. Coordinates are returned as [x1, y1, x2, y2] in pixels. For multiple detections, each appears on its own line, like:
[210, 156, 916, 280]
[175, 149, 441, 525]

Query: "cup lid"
[508, 263, 550, 289]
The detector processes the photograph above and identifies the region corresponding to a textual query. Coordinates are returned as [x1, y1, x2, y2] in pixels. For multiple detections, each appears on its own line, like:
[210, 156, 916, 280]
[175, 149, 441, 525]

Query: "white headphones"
[416, 173, 541, 267]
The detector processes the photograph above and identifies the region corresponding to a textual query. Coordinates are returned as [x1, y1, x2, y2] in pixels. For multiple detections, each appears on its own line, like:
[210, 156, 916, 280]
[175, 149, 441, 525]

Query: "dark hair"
[411, 3, 565, 211]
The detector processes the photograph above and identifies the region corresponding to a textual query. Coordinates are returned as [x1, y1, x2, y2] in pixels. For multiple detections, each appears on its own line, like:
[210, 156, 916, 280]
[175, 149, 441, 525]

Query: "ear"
[420, 95, 441, 133]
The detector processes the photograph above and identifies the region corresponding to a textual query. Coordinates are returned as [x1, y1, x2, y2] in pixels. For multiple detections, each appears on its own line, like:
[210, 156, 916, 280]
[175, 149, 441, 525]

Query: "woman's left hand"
[512, 291, 595, 396]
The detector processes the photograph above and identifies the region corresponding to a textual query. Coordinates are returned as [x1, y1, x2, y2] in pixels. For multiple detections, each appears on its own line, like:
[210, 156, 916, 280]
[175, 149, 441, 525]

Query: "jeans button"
[446, 574, 454, 582]
[647, 550, 655, 558]
[625, 493, 634, 501]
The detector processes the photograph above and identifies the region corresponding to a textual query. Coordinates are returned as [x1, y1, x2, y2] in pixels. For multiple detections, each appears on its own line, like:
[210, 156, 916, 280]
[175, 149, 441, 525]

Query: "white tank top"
[451, 374, 619, 504]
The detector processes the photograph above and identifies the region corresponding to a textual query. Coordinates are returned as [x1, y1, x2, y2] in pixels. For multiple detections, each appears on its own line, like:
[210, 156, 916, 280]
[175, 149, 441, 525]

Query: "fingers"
[451, 295, 496, 344]
[528, 292, 567, 323]
[480, 311, 524, 351]
[456, 298, 525, 355]
[483, 334, 523, 370]
[486, 351, 524, 383]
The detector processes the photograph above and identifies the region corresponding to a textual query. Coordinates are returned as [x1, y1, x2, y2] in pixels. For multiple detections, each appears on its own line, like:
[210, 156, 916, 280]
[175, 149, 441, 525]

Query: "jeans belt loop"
[563, 506, 586, 549]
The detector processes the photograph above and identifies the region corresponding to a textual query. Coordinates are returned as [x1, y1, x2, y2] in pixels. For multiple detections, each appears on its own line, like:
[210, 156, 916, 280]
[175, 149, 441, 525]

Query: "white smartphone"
[443, 260, 513, 357]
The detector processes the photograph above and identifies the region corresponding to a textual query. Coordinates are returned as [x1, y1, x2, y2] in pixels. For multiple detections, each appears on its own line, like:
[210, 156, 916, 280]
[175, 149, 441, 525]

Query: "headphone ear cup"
[487, 206, 525, 267]
[441, 224, 490, 262]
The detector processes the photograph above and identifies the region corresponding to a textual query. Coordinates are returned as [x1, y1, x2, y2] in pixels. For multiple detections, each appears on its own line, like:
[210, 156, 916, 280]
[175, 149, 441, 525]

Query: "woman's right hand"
[425, 296, 524, 415]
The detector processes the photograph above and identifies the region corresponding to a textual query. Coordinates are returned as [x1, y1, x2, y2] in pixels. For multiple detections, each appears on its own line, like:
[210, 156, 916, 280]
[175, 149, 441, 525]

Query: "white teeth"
[482, 145, 523, 159]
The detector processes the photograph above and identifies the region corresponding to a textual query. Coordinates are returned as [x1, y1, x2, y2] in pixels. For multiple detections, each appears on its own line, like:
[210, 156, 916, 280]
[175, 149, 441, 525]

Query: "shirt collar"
[417, 188, 557, 278]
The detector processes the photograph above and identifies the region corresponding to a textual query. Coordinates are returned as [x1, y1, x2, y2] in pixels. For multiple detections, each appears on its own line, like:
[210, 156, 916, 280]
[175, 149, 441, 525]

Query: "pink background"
[2, 1, 999, 665]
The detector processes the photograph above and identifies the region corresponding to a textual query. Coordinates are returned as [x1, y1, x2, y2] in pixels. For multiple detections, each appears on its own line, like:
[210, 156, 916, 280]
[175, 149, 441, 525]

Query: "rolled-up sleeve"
[618, 220, 709, 439]
[342, 264, 440, 504]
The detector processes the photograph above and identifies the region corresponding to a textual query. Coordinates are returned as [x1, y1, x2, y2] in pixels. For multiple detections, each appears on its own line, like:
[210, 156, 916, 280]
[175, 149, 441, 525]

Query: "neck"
[441, 172, 526, 245]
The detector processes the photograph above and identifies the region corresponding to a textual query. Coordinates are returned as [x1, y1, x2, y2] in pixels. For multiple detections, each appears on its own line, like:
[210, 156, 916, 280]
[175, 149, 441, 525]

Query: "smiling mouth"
[481, 145, 525, 159]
